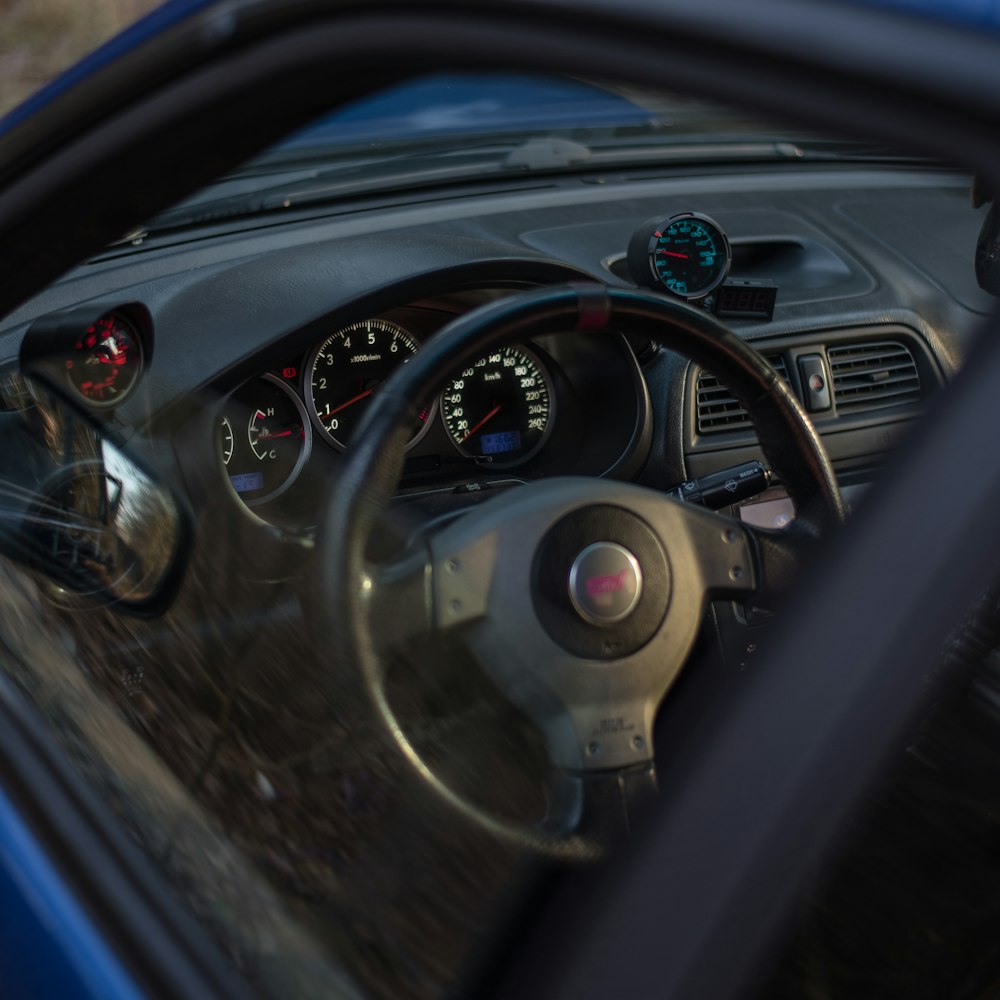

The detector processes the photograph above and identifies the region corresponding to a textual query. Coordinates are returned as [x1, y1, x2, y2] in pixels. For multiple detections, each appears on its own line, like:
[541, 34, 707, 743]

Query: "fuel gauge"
[219, 417, 234, 465]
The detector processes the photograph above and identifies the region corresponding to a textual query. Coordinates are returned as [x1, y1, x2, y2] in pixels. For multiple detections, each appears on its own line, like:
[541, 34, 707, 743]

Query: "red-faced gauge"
[65, 312, 144, 407]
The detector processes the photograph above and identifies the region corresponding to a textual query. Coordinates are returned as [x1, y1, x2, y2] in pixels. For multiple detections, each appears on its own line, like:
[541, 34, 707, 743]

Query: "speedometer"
[441, 345, 552, 465]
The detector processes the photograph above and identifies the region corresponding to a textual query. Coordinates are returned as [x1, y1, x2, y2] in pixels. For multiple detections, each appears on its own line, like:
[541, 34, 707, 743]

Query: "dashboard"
[210, 295, 650, 524]
[0, 163, 990, 621]
[0, 147, 994, 1000]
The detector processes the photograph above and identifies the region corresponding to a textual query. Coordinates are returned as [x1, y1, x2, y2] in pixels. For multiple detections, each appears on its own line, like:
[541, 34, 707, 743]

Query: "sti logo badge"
[585, 569, 631, 605]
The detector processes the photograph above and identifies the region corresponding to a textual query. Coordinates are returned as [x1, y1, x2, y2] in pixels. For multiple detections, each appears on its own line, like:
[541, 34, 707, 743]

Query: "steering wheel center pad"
[534, 504, 670, 658]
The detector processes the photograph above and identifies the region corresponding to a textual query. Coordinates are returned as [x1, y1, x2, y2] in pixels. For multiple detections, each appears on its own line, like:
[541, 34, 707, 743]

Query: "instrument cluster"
[216, 299, 648, 520]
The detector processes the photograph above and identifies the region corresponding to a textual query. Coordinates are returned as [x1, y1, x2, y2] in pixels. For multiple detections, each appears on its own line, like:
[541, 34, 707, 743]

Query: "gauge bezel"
[304, 318, 436, 452]
[65, 311, 145, 410]
[638, 211, 732, 302]
[223, 373, 312, 507]
[440, 343, 555, 468]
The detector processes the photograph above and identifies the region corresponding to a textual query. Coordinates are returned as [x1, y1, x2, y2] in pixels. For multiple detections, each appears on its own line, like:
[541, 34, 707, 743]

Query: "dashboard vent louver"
[828, 341, 921, 415]
[696, 354, 787, 433]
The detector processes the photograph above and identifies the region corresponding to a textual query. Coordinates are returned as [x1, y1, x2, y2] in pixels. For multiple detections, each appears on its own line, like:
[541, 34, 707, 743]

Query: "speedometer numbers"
[306, 319, 432, 449]
[627, 211, 731, 301]
[441, 346, 552, 466]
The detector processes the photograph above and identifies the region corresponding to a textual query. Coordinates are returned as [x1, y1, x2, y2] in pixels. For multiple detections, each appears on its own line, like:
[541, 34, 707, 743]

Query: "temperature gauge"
[222, 375, 311, 505]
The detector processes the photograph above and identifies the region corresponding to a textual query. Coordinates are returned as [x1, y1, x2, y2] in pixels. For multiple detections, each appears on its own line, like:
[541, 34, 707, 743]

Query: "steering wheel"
[319, 284, 844, 859]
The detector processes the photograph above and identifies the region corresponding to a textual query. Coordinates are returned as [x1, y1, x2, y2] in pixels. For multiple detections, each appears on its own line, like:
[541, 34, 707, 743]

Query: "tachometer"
[306, 319, 433, 449]
[441, 345, 552, 465]
[627, 211, 731, 301]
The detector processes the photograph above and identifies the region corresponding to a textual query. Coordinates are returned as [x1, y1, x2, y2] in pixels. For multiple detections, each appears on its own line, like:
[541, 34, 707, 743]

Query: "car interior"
[1, 4, 1000, 999]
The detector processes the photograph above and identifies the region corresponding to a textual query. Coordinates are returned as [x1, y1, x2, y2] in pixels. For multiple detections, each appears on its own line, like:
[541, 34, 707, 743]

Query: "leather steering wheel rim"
[319, 284, 844, 860]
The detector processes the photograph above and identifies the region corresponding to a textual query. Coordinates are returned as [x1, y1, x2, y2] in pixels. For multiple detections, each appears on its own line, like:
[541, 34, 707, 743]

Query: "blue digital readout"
[230, 471, 264, 494]
[480, 430, 521, 455]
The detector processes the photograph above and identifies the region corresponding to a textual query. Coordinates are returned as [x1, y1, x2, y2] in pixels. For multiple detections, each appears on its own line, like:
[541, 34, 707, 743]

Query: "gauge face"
[65, 312, 143, 407]
[222, 375, 311, 506]
[219, 417, 234, 465]
[306, 319, 432, 449]
[441, 345, 552, 466]
[630, 212, 731, 301]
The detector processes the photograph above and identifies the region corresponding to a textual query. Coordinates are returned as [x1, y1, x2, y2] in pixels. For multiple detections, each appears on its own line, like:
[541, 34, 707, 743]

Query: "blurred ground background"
[0, 0, 161, 114]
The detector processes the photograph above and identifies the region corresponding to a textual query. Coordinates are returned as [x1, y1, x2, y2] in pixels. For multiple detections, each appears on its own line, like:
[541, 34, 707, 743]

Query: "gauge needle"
[258, 429, 295, 440]
[463, 403, 501, 441]
[326, 386, 374, 418]
[660, 251, 689, 259]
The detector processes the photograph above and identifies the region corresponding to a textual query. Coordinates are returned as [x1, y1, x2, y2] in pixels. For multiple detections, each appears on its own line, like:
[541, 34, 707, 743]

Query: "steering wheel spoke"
[366, 546, 434, 651]
[421, 480, 760, 771]
[742, 518, 822, 605]
[640, 498, 760, 600]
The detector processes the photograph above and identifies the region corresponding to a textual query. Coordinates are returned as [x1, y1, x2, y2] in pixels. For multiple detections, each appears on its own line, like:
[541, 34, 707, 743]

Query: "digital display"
[480, 430, 521, 455]
[714, 282, 777, 320]
[230, 471, 264, 494]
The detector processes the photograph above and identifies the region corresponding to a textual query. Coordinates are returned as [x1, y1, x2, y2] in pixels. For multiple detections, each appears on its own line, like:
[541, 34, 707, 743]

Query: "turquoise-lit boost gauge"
[627, 212, 732, 301]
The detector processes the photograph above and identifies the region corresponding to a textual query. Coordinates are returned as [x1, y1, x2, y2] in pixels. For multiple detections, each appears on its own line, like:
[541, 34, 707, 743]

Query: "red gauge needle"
[325, 386, 374, 418]
[462, 403, 501, 441]
[660, 250, 689, 259]
[258, 429, 295, 440]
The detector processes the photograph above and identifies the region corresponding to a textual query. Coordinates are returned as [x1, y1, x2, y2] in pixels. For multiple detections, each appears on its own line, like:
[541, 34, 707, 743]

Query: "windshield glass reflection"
[0, 373, 182, 607]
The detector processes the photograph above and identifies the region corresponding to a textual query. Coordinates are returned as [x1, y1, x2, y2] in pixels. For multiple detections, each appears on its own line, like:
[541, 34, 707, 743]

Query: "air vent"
[828, 341, 920, 415]
[696, 354, 788, 433]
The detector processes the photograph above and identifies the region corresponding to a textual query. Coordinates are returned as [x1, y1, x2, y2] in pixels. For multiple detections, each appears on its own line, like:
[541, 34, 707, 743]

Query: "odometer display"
[441, 346, 552, 466]
[306, 319, 431, 449]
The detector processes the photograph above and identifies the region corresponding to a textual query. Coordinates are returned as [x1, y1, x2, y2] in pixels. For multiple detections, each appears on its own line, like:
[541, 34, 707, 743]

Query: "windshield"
[142, 72, 907, 238]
